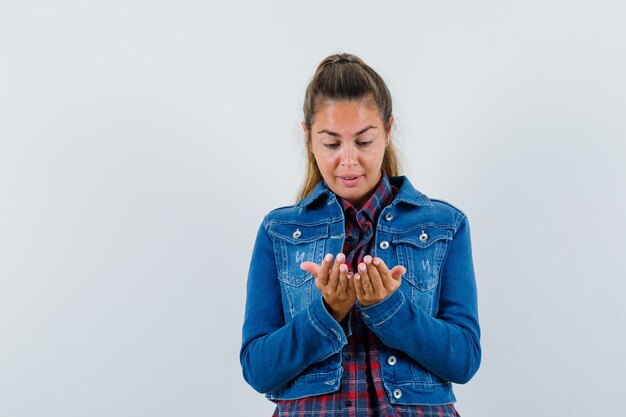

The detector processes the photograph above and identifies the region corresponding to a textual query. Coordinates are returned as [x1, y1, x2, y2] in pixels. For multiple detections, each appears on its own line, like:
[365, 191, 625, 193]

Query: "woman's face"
[305, 98, 392, 208]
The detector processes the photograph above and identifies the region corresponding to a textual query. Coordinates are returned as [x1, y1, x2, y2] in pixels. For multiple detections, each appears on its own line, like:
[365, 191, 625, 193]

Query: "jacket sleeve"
[359, 215, 481, 384]
[239, 220, 347, 394]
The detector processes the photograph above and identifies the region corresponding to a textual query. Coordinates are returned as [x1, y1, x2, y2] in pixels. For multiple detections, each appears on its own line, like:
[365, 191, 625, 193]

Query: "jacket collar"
[298, 175, 432, 209]
[297, 181, 334, 209]
[389, 176, 433, 207]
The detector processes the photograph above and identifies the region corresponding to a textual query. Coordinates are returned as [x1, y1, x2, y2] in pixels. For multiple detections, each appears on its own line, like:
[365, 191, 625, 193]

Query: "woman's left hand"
[354, 255, 406, 307]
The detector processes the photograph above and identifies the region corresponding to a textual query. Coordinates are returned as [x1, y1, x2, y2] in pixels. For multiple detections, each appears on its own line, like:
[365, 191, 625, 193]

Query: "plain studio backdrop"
[1, 1, 625, 416]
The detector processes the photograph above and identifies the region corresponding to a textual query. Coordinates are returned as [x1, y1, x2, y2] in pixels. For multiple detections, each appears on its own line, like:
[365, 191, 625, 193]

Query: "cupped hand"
[301, 253, 356, 322]
[354, 255, 406, 307]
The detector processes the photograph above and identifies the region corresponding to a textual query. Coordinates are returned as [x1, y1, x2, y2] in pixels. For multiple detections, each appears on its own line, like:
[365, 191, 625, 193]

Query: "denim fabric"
[240, 176, 481, 406]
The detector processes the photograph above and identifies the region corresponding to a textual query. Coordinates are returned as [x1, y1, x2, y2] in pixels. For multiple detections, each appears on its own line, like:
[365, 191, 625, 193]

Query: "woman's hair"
[297, 53, 400, 201]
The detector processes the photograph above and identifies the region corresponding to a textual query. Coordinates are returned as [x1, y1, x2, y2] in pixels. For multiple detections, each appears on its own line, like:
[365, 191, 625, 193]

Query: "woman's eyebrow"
[316, 126, 378, 137]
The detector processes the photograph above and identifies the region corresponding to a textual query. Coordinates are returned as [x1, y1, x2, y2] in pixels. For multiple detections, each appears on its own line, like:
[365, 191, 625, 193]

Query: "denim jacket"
[240, 176, 481, 406]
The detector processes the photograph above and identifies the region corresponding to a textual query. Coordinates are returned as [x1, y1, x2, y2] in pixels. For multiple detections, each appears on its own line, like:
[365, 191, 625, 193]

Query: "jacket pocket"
[393, 226, 453, 314]
[269, 223, 329, 317]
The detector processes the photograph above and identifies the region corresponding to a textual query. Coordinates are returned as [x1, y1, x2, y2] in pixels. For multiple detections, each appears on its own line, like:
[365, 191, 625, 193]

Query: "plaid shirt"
[272, 174, 460, 417]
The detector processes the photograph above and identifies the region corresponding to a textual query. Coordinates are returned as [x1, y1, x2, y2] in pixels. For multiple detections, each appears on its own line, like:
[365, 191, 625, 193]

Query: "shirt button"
[292, 229, 302, 239]
[419, 231, 429, 243]
[393, 389, 402, 399]
[345, 354, 351, 361]
[379, 241, 390, 250]
[384, 212, 393, 221]
[344, 400, 353, 407]
[387, 355, 397, 366]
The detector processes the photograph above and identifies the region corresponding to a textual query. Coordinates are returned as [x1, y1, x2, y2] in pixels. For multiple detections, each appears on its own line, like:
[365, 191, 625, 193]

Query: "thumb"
[390, 265, 406, 281]
[300, 262, 320, 276]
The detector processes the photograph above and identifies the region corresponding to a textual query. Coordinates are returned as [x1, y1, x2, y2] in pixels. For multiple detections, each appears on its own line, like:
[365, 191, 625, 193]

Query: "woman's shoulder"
[263, 203, 301, 223]
[262, 182, 340, 226]
[428, 198, 467, 218]
[261, 200, 339, 227]
[391, 176, 467, 229]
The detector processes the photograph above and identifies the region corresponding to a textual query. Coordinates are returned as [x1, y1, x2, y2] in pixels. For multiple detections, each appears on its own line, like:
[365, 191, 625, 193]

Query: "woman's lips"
[337, 175, 362, 187]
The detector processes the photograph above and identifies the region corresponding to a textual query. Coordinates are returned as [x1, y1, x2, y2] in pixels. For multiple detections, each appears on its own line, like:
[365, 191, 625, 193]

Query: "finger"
[302, 261, 323, 292]
[372, 257, 405, 290]
[346, 272, 356, 295]
[371, 257, 392, 290]
[371, 256, 390, 273]
[363, 256, 385, 294]
[357, 262, 375, 297]
[300, 262, 320, 277]
[317, 253, 334, 285]
[390, 265, 406, 282]
[327, 253, 345, 291]
[337, 263, 349, 294]
[353, 272, 365, 300]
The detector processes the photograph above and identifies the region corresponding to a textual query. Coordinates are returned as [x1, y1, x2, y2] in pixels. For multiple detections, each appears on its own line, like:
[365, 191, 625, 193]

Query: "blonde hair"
[297, 53, 400, 201]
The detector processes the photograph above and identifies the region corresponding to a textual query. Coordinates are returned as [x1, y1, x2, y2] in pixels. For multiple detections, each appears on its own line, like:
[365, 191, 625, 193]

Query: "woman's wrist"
[323, 298, 352, 322]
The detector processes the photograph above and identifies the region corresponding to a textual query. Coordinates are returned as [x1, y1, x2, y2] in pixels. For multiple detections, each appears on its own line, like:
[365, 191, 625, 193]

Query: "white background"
[1, 1, 625, 416]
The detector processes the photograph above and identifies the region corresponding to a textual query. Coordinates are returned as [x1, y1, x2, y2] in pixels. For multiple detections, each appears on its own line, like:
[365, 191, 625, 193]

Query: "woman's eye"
[323, 143, 340, 149]
[357, 141, 373, 147]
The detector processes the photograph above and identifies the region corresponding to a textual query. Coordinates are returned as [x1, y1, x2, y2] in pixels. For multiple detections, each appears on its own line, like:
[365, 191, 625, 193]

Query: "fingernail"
[324, 254, 333, 262]
[364, 255, 372, 264]
[336, 253, 345, 262]
[354, 273, 361, 280]
[359, 263, 366, 272]
[340, 264, 348, 273]
[347, 273, 353, 280]
[373, 258, 380, 266]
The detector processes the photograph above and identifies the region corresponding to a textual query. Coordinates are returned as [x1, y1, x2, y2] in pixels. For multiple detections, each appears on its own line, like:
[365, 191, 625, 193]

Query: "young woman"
[240, 53, 481, 417]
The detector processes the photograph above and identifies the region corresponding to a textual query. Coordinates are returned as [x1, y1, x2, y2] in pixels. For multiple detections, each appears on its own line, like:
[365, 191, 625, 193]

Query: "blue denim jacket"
[240, 176, 480, 405]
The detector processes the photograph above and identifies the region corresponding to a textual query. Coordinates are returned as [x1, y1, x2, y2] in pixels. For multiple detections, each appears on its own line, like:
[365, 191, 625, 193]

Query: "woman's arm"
[359, 215, 481, 384]
[239, 221, 348, 394]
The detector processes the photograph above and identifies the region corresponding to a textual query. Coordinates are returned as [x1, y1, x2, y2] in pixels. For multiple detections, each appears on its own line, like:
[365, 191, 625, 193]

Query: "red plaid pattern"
[272, 174, 460, 417]
[339, 173, 396, 272]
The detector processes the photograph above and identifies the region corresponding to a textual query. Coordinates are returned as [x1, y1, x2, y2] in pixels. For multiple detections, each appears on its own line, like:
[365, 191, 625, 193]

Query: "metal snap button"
[379, 241, 390, 250]
[384, 212, 393, 221]
[387, 355, 397, 366]
[292, 229, 302, 239]
[393, 388, 402, 399]
[419, 231, 429, 243]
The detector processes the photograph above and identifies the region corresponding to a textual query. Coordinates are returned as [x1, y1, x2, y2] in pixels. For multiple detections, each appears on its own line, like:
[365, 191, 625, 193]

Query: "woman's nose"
[340, 145, 356, 167]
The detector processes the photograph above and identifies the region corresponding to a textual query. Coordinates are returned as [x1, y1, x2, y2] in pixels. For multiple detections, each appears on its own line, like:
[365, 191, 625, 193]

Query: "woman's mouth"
[338, 175, 362, 187]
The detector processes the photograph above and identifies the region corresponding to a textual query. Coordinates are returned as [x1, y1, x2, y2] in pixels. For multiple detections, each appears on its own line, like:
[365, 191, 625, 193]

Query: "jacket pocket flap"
[392, 226, 452, 249]
[269, 223, 329, 244]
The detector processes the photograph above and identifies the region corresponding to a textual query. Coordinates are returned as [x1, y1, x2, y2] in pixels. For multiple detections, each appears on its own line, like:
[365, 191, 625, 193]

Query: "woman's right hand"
[301, 253, 356, 322]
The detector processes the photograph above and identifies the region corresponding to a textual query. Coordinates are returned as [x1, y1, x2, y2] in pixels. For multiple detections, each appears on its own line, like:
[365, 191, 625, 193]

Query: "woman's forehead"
[312, 99, 383, 129]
